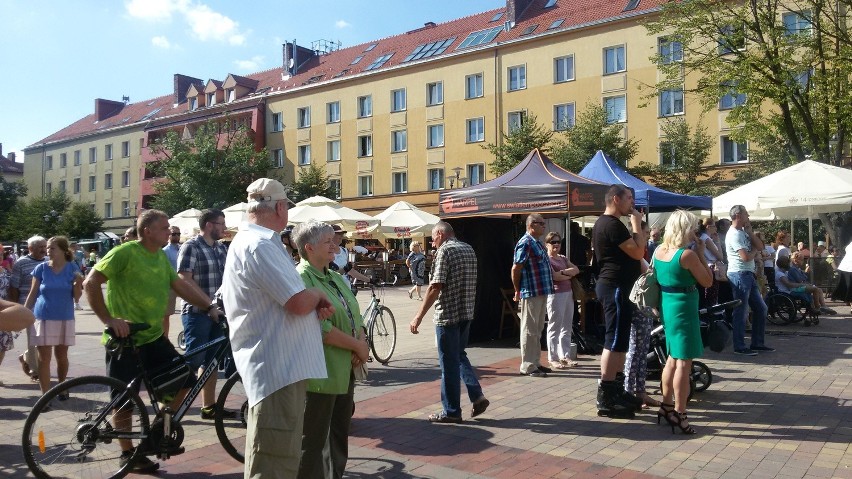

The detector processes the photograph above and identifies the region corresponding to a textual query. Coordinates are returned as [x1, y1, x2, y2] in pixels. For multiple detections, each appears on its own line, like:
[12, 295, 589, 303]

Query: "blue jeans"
[436, 321, 483, 418]
[727, 271, 768, 350]
[181, 311, 233, 374]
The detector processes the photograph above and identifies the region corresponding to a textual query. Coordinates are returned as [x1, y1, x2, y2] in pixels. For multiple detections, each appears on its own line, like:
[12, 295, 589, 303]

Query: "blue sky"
[0, 0, 499, 160]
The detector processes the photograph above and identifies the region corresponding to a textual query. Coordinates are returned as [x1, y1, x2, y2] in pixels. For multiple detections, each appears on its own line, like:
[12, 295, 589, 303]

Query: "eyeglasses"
[531, 221, 546, 226]
[170, 233, 181, 236]
[547, 240, 561, 245]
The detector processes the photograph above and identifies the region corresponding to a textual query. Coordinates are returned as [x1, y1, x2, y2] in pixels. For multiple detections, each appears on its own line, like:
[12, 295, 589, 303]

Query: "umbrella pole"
[565, 213, 571, 258]
[808, 206, 814, 282]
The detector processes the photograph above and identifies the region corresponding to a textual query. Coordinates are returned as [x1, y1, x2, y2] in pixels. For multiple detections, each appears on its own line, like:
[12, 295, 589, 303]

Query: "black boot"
[596, 380, 636, 419]
[614, 372, 644, 412]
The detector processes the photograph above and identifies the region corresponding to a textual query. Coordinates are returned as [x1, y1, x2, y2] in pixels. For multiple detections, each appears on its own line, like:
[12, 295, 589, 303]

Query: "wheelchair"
[765, 284, 820, 326]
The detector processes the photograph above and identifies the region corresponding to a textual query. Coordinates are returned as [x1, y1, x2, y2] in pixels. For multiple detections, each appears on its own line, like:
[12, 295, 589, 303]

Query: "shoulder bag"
[328, 276, 368, 381]
[629, 256, 660, 311]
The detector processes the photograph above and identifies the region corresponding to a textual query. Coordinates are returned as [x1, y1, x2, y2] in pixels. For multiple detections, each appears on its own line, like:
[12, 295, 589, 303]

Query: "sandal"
[428, 411, 462, 424]
[57, 391, 70, 401]
[559, 358, 578, 368]
[549, 361, 568, 370]
[18, 354, 31, 377]
[667, 410, 697, 435]
[657, 403, 674, 425]
[471, 397, 490, 418]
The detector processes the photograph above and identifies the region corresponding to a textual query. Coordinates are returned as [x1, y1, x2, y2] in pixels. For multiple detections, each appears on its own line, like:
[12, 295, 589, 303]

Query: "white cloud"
[151, 36, 171, 49]
[234, 55, 265, 72]
[126, 0, 248, 45]
[335, 20, 351, 29]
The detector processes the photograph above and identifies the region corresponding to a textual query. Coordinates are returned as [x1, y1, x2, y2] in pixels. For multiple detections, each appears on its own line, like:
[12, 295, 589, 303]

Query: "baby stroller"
[646, 299, 740, 399]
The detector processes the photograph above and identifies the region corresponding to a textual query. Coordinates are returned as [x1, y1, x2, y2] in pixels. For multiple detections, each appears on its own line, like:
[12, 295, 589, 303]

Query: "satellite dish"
[288, 58, 295, 69]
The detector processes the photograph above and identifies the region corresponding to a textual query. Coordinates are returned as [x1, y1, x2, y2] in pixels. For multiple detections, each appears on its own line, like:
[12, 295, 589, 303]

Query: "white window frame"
[358, 95, 372, 118]
[59, 153, 67, 168]
[105, 144, 113, 161]
[659, 141, 676, 166]
[554, 55, 575, 83]
[297, 107, 311, 128]
[466, 118, 485, 143]
[89, 147, 97, 164]
[508, 110, 526, 133]
[271, 112, 283, 132]
[327, 101, 340, 123]
[467, 164, 486, 186]
[74, 150, 81, 166]
[392, 172, 408, 193]
[427, 124, 444, 148]
[466, 73, 484, 99]
[45, 182, 52, 194]
[45, 155, 53, 170]
[604, 95, 627, 124]
[719, 83, 746, 110]
[104, 173, 113, 189]
[391, 130, 407, 153]
[207, 92, 216, 106]
[358, 175, 373, 197]
[659, 37, 683, 64]
[59, 180, 66, 192]
[122, 141, 130, 157]
[104, 202, 112, 219]
[89, 175, 96, 191]
[73, 177, 81, 194]
[122, 201, 130, 216]
[298, 145, 311, 166]
[603, 45, 626, 74]
[391, 89, 407, 112]
[659, 89, 684, 117]
[718, 25, 746, 54]
[227, 88, 235, 102]
[272, 149, 284, 168]
[427, 168, 445, 191]
[327, 140, 341, 162]
[554, 103, 575, 131]
[427, 81, 443, 106]
[358, 135, 373, 157]
[721, 136, 748, 164]
[783, 11, 812, 36]
[507, 65, 527, 91]
[190, 97, 198, 110]
[122, 171, 130, 187]
[329, 179, 341, 199]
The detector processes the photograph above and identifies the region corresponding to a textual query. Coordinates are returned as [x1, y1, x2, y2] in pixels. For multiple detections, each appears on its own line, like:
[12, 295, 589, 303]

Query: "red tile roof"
[0, 155, 23, 175]
[30, 0, 663, 149]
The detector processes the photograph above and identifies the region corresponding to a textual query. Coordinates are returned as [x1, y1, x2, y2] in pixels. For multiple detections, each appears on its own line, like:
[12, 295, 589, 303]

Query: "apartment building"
[24, 0, 757, 223]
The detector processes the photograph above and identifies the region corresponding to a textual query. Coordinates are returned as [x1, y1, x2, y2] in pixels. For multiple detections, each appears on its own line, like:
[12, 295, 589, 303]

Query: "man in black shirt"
[591, 185, 646, 418]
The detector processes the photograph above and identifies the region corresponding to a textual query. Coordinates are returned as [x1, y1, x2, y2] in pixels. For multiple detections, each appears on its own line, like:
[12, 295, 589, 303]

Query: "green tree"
[4, 191, 102, 241]
[549, 103, 638, 172]
[630, 118, 722, 196]
[289, 163, 336, 203]
[148, 119, 274, 215]
[59, 202, 105, 240]
[483, 113, 553, 176]
[0, 175, 27, 231]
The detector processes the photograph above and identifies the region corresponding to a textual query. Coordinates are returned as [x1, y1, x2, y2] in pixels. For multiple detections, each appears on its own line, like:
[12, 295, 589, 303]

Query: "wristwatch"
[206, 303, 217, 313]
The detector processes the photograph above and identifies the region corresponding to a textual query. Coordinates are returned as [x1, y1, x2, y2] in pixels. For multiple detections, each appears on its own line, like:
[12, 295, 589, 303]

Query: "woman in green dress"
[653, 210, 712, 434]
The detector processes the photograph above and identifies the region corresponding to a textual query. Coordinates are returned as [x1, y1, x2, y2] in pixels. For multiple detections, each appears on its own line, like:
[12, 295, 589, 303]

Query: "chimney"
[506, 0, 534, 25]
[173, 74, 203, 105]
[0, 143, 3, 156]
[8, 152, 15, 162]
[94, 98, 125, 121]
[282, 41, 316, 78]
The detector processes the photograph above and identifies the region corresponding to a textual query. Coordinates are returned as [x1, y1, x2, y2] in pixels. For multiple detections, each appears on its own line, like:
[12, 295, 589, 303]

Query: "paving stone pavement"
[1, 287, 852, 478]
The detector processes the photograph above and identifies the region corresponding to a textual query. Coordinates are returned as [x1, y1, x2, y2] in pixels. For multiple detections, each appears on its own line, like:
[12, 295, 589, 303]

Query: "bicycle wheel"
[691, 360, 712, 392]
[23, 375, 150, 479]
[369, 306, 397, 364]
[767, 294, 796, 325]
[177, 331, 186, 351]
[215, 372, 247, 464]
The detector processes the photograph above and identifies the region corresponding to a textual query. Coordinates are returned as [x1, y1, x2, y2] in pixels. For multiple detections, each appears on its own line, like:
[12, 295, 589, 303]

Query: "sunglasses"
[547, 240, 561, 245]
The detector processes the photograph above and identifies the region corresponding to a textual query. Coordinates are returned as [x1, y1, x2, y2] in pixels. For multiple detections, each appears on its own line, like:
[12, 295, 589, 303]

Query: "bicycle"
[22, 321, 248, 478]
[361, 282, 398, 364]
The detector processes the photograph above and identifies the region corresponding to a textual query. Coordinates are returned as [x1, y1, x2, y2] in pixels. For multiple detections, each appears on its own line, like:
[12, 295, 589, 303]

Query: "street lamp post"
[43, 209, 62, 236]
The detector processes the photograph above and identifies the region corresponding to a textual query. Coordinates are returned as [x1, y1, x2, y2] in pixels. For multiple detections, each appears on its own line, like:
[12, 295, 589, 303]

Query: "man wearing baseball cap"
[221, 178, 334, 477]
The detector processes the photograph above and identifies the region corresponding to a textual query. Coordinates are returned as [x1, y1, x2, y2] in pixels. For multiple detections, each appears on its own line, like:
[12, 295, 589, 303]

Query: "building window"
[89, 175, 96, 192]
[554, 103, 575, 131]
[89, 147, 97, 163]
[122, 200, 130, 216]
[329, 179, 341, 199]
[74, 150, 81, 166]
[297, 107, 311, 128]
[783, 11, 811, 36]
[391, 130, 407, 153]
[190, 97, 198, 110]
[508, 111, 526, 133]
[122, 171, 130, 187]
[272, 149, 284, 168]
[59, 180, 66, 192]
[507, 65, 526, 91]
[45, 182, 52, 194]
[659, 141, 676, 166]
[226, 88, 235, 102]
[465, 73, 484, 99]
[659, 37, 683, 64]
[358, 135, 373, 157]
[104, 173, 113, 189]
[59, 153, 67, 168]
[271, 112, 283, 132]
[45, 155, 53, 170]
[73, 178, 81, 194]
[105, 144, 113, 161]
[468, 164, 485, 186]
[327, 140, 341, 162]
[358, 95, 372, 118]
[604, 45, 626, 74]
[327, 101, 341, 123]
[298, 145, 311, 165]
[428, 168, 444, 190]
[122, 141, 130, 157]
[554, 55, 574, 83]
[719, 83, 746, 110]
[427, 81, 443, 106]
[659, 89, 684, 117]
[718, 25, 745, 54]
[104, 203, 112, 219]
[721, 136, 748, 163]
[391, 89, 406, 112]
[466, 118, 485, 142]
[358, 175, 373, 196]
[427, 124, 444, 148]
[207, 92, 216, 106]
[604, 95, 627, 123]
[392, 172, 408, 193]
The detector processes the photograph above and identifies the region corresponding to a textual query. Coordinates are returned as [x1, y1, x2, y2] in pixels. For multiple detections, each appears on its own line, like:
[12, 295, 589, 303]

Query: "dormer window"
[190, 97, 198, 111]
[207, 92, 215, 106]
[227, 89, 235, 102]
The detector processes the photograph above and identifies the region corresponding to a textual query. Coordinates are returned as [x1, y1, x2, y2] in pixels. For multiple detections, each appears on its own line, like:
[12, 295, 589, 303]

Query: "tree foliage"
[630, 118, 722, 196]
[483, 113, 553, 176]
[549, 103, 638, 173]
[147, 120, 274, 215]
[5, 191, 103, 241]
[289, 163, 336, 203]
[0, 175, 27, 232]
[644, 0, 852, 165]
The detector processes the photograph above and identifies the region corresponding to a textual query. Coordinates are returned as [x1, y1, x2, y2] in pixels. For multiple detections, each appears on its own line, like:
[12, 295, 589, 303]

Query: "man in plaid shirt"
[410, 221, 488, 423]
[177, 208, 234, 420]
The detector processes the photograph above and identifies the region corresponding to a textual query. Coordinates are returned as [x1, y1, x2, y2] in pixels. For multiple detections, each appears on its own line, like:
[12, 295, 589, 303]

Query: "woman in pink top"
[544, 232, 580, 369]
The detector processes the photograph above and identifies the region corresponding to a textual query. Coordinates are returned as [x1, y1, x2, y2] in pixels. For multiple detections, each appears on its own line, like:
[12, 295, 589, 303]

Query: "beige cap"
[246, 178, 291, 204]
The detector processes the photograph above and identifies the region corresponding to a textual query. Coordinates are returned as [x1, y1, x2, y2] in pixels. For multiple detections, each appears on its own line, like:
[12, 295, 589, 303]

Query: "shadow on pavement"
[351, 416, 495, 457]
[346, 457, 430, 478]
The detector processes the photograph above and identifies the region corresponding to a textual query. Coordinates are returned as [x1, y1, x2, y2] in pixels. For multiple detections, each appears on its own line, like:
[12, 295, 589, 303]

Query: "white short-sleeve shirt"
[222, 222, 326, 407]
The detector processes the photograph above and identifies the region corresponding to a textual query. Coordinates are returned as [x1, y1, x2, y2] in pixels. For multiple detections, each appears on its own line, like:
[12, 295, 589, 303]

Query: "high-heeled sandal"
[656, 403, 674, 425]
[667, 410, 697, 435]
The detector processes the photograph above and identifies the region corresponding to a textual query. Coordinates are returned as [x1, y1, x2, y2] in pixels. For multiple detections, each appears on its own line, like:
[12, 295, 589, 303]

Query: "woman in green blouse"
[292, 221, 370, 479]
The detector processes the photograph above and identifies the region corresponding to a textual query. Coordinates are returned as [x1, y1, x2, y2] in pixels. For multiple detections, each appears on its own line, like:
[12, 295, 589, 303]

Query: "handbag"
[707, 319, 732, 353]
[328, 276, 368, 381]
[629, 257, 660, 310]
[713, 261, 728, 282]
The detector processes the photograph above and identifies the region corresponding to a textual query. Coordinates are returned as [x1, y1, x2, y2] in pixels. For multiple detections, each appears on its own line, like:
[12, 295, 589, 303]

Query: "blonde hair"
[410, 240, 421, 249]
[662, 210, 699, 249]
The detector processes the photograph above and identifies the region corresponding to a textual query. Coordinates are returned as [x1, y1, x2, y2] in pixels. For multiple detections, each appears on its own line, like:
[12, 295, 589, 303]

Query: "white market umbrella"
[223, 202, 249, 229]
[288, 196, 379, 235]
[713, 160, 852, 263]
[373, 201, 440, 239]
[168, 208, 203, 237]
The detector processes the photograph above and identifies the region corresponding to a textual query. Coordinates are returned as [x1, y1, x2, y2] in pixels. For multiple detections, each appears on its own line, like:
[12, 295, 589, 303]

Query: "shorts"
[30, 319, 75, 347]
[181, 311, 226, 370]
[595, 279, 634, 353]
[106, 335, 195, 399]
[791, 286, 807, 294]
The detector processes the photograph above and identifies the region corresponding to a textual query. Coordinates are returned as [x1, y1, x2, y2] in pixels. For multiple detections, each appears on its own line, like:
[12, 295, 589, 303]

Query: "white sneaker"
[74, 304, 83, 311]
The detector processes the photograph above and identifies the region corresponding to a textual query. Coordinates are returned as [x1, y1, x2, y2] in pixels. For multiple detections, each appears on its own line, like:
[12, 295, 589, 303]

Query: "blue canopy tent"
[578, 150, 712, 211]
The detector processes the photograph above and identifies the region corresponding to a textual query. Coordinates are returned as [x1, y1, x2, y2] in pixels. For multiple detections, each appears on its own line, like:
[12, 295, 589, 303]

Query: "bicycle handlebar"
[698, 299, 741, 317]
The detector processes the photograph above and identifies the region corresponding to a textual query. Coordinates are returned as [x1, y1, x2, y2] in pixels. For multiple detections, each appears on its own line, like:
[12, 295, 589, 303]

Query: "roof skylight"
[364, 53, 394, 71]
[521, 25, 538, 36]
[457, 26, 503, 50]
[403, 37, 456, 62]
[351, 55, 364, 65]
[364, 43, 377, 52]
[140, 107, 162, 121]
[544, 0, 558, 8]
[548, 19, 565, 30]
[490, 11, 504, 22]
